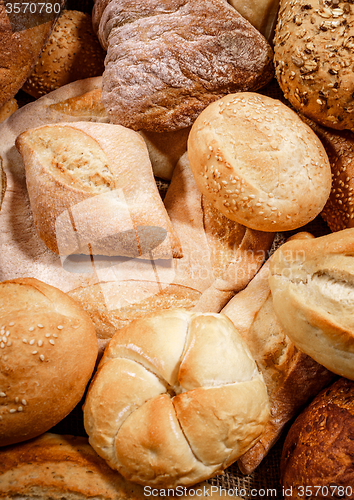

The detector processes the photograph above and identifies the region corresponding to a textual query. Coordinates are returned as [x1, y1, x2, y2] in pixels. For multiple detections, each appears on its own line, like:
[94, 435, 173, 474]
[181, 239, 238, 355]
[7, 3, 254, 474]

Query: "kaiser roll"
[0, 277, 98, 447]
[269, 228, 354, 380]
[281, 377, 354, 500]
[187, 92, 332, 232]
[83, 309, 270, 488]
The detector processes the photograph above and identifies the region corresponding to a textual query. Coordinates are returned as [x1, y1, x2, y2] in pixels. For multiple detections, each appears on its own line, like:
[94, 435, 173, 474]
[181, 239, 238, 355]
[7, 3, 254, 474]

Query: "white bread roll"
[269, 228, 354, 380]
[0, 278, 98, 447]
[83, 309, 270, 489]
[187, 92, 332, 232]
[16, 122, 182, 259]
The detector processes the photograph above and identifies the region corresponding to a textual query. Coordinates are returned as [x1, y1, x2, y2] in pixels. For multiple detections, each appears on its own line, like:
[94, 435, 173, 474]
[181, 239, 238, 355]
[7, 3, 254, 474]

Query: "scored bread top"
[16, 122, 182, 259]
[83, 309, 270, 488]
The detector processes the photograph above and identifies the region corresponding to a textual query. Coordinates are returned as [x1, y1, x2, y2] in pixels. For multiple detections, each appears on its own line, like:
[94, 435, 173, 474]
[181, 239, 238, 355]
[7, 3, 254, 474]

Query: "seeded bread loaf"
[0, 278, 98, 447]
[83, 309, 270, 488]
[274, 0, 354, 130]
[22, 10, 106, 98]
[93, 0, 274, 132]
[187, 92, 332, 232]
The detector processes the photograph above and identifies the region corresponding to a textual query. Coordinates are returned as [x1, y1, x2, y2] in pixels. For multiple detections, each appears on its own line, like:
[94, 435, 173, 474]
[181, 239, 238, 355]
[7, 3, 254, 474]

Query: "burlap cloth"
[13, 3, 332, 497]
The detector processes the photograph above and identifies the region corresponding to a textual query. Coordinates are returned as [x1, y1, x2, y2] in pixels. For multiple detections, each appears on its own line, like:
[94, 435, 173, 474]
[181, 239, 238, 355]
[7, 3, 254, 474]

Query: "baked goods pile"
[1, 0, 354, 496]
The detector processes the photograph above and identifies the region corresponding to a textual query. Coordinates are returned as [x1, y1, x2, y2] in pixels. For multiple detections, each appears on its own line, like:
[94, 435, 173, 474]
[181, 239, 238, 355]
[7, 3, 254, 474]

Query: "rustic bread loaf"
[222, 232, 334, 474]
[0, 0, 61, 106]
[269, 228, 354, 380]
[0, 277, 98, 447]
[0, 433, 230, 500]
[187, 92, 332, 232]
[16, 121, 182, 259]
[83, 309, 270, 488]
[281, 377, 354, 500]
[274, 0, 354, 131]
[22, 10, 106, 98]
[93, 0, 274, 132]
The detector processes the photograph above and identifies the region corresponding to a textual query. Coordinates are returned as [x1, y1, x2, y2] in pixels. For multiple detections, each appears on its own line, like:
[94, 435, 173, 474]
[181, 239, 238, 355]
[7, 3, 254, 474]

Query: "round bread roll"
[22, 10, 106, 99]
[0, 277, 98, 447]
[187, 92, 332, 232]
[274, 0, 354, 131]
[281, 377, 354, 500]
[269, 228, 354, 380]
[83, 309, 270, 489]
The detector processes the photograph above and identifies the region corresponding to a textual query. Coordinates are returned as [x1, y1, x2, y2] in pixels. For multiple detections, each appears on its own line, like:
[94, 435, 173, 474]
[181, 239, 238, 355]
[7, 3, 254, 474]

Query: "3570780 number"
[5, 3, 61, 14]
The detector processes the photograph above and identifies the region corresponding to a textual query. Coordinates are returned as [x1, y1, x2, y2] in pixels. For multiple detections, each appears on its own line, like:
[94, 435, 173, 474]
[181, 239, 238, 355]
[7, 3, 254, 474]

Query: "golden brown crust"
[0, 277, 98, 447]
[0, 98, 18, 123]
[0, 2, 61, 106]
[94, 0, 274, 132]
[269, 228, 354, 380]
[22, 11, 106, 99]
[281, 378, 354, 500]
[274, 0, 354, 131]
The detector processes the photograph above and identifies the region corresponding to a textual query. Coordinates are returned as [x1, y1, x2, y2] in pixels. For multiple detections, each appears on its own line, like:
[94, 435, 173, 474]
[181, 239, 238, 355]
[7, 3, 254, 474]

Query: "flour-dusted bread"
[269, 228, 354, 380]
[93, 0, 274, 132]
[0, 433, 230, 500]
[274, 0, 354, 131]
[221, 233, 334, 474]
[16, 122, 182, 259]
[83, 309, 270, 488]
[187, 92, 332, 232]
[0, 278, 98, 447]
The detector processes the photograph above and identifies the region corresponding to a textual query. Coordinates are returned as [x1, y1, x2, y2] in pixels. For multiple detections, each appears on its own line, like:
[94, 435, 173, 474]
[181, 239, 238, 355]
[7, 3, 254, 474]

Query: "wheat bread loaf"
[187, 92, 332, 232]
[0, 277, 98, 447]
[93, 0, 274, 132]
[83, 309, 270, 488]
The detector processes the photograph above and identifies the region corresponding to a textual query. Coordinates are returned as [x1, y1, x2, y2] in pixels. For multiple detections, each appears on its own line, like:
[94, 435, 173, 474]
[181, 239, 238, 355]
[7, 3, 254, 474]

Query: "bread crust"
[274, 0, 354, 130]
[93, 0, 274, 132]
[0, 277, 98, 447]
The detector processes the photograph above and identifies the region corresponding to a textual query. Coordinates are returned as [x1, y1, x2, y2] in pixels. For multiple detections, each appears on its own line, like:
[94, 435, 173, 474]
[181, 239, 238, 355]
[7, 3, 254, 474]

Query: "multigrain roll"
[269, 228, 354, 380]
[0, 278, 98, 447]
[281, 378, 354, 500]
[83, 309, 270, 488]
[187, 92, 332, 232]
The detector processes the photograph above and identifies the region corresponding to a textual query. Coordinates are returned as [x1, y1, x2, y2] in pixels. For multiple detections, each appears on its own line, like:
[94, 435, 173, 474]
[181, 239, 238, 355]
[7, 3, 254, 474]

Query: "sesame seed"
[29, 339, 35, 345]
[32, 351, 38, 355]
[15, 397, 19, 403]
[28, 327, 35, 332]
[45, 333, 51, 338]
[57, 325, 64, 330]
[22, 339, 27, 343]
[17, 406, 23, 412]
[53, 334, 58, 338]
[9, 409, 16, 414]
[5, 331, 10, 337]
[6, 341, 11, 347]
[0, 343, 4, 349]
[38, 324, 44, 328]
[38, 340, 43, 347]
[0, 392, 6, 397]
[2, 336, 6, 343]
[9, 322, 14, 326]
[49, 340, 55, 345]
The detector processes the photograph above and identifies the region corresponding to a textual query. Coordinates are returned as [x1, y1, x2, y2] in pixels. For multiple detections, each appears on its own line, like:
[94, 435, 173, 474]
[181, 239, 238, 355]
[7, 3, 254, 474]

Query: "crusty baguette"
[222, 233, 335, 474]
[0, 433, 233, 499]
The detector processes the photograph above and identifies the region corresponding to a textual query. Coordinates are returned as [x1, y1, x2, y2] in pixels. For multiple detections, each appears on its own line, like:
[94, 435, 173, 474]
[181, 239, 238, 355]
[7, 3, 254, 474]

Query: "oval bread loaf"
[0, 277, 98, 447]
[187, 92, 332, 232]
[83, 309, 270, 488]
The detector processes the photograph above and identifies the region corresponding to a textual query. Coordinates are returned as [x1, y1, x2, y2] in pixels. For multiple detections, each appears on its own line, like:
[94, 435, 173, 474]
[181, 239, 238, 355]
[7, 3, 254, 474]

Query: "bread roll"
[0, 277, 98, 447]
[187, 92, 332, 232]
[0, 433, 232, 499]
[83, 309, 270, 488]
[16, 121, 182, 259]
[221, 232, 334, 474]
[0, 0, 61, 106]
[274, 0, 354, 131]
[0, 98, 18, 123]
[269, 228, 354, 380]
[93, 0, 274, 132]
[227, 0, 279, 39]
[22, 11, 106, 98]
[281, 377, 354, 500]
